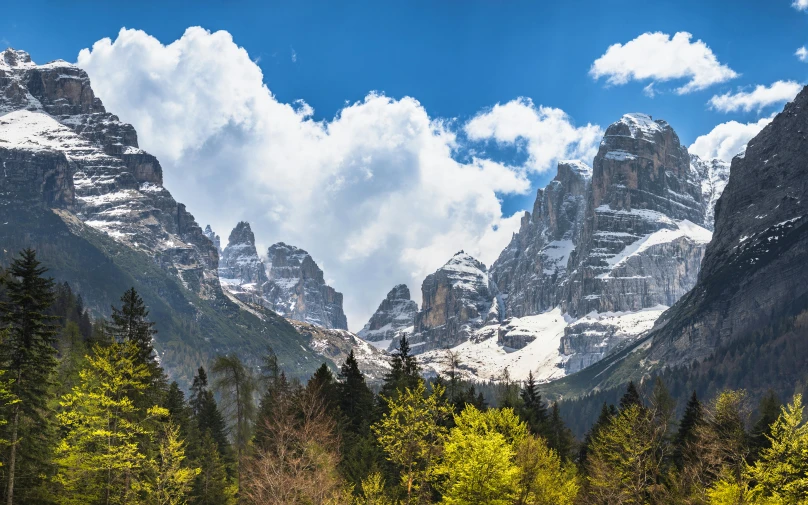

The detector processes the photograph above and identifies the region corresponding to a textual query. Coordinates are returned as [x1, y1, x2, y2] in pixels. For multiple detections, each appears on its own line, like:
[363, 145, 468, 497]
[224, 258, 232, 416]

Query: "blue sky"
[5, 1, 806, 213]
[3, 1, 807, 327]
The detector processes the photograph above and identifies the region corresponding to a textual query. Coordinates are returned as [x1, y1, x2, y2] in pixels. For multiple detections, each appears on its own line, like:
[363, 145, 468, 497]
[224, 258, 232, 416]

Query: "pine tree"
[254, 370, 291, 452]
[338, 351, 374, 433]
[307, 363, 337, 411]
[191, 432, 235, 505]
[379, 335, 420, 401]
[0, 249, 59, 505]
[519, 371, 549, 438]
[619, 381, 642, 411]
[547, 403, 575, 462]
[579, 402, 617, 466]
[674, 390, 703, 469]
[750, 389, 780, 457]
[189, 367, 209, 418]
[110, 287, 167, 406]
[166, 382, 194, 440]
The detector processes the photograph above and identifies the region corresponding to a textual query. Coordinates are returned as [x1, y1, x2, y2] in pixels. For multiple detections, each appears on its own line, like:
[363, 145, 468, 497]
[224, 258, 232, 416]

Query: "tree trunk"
[6, 404, 19, 505]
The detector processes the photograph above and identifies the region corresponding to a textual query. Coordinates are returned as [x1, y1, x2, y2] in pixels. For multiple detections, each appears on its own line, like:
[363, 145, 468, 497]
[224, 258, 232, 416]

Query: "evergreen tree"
[337, 351, 374, 433]
[110, 287, 167, 402]
[546, 403, 575, 462]
[153, 422, 199, 505]
[750, 389, 780, 457]
[379, 335, 420, 401]
[674, 391, 703, 469]
[191, 432, 235, 505]
[307, 362, 338, 411]
[519, 371, 548, 438]
[0, 249, 59, 505]
[189, 367, 209, 417]
[254, 371, 291, 452]
[166, 381, 194, 440]
[579, 402, 617, 466]
[619, 381, 643, 411]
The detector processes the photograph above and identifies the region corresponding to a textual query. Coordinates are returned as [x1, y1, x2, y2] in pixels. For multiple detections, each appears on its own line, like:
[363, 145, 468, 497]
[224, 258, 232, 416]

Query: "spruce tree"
[190, 368, 230, 462]
[674, 390, 703, 468]
[547, 402, 575, 461]
[211, 354, 256, 485]
[519, 371, 549, 437]
[619, 381, 643, 411]
[580, 402, 617, 465]
[191, 432, 235, 505]
[110, 288, 167, 401]
[379, 335, 419, 400]
[307, 362, 338, 411]
[338, 350, 374, 433]
[0, 249, 59, 505]
[750, 389, 780, 457]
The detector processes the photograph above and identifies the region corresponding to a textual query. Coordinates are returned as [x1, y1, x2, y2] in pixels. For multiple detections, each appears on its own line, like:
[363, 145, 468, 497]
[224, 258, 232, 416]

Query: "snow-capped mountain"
[690, 154, 730, 230]
[400, 113, 727, 382]
[357, 284, 417, 345]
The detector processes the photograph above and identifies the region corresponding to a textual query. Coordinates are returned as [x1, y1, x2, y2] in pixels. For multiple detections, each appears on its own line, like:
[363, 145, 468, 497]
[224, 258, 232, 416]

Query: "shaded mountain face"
[545, 86, 808, 400]
[0, 48, 322, 385]
[357, 284, 417, 343]
[262, 242, 348, 330]
[690, 154, 730, 231]
[219, 221, 268, 286]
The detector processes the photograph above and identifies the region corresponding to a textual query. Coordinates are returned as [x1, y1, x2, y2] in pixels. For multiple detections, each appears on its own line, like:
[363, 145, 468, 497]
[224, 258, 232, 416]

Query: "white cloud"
[689, 116, 772, 162]
[464, 98, 602, 173]
[794, 0, 808, 11]
[796, 46, 808, 62]
[708, 80, 802, 113]
[590, 32, 738, 94]
[77, 27, 599, 329]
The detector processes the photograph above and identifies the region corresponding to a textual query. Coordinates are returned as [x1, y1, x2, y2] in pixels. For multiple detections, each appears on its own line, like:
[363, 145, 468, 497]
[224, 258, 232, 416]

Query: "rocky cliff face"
[357, 284, 417, 343]
[262, 242, 348, 330]
[690, 154, 730, 230]
[644, 86, 808, 368]
[490, 160, 590, 318]
[407, 252, 498, 352]
[204, 225, 221, 253]
[219, 222, 268, 286]
[0, 48, 219, 298]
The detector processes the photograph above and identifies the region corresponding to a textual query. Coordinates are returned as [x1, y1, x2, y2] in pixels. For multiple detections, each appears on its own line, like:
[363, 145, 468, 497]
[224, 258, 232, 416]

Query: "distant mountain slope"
[0, 48, 325, 385]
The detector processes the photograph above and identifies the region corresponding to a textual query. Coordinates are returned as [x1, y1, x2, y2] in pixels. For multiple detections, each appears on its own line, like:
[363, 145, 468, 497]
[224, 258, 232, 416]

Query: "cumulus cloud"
[796, 46, 808, 62]
[590, 32, 738, 94]
[77, 27, 599, 329]
[464, 98, 603, 173]
[708, 80, 802, 113]
[794, 0, 808, 11]
[689, 116, 773, 162]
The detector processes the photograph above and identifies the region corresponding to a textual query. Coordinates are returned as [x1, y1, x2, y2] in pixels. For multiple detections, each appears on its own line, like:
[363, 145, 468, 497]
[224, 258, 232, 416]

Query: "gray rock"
[219, 221, 268, 285]
[357, 284, 417, 342]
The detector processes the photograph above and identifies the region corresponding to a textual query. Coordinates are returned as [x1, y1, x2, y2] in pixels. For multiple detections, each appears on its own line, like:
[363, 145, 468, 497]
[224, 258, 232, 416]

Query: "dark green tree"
[379, 335, 419, 400]
[0, 249, 59, 505]
[674, 390, 703, 469]
[337, 351, 374, 433]
[619, 381, 643, 411]
[519, 371, 549, 437]
[579, 402, 617, 465]
[750, 389, 781, 458]
[547, 402, 575, 461]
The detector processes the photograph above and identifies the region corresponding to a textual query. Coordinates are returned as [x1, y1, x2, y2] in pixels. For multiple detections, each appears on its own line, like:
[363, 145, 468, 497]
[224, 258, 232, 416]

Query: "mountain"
[262, 242, 348, 330]
[690, 154, 730, 230]
[203, 224, 221, 253]
[0, 48, 326, 385]
[547, 86, 808, 404]
[410, 114, 721, 382]
[357, 284, 417, 345]
[406, 251, 500, 353]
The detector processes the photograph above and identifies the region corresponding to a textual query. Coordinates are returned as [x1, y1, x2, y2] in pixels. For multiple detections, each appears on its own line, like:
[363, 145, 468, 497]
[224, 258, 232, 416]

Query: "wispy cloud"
[708, 80, 802, 113]
[796, 46, 808, 62]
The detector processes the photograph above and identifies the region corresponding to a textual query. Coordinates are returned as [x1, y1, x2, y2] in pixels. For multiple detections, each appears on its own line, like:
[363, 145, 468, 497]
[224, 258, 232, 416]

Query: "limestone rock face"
[203, 225, 221, 253]
[408, 252, 497, 352]
[219, 222, 268, 286]
[0, 48, 219, 298]
[357, 284, 417, 342]
[490, 160, 590, 318]
[643, 85, 808, 368]
[263, 242, 348, 330]
[690, 154, 730, 230]
[563, 114, 711, 318]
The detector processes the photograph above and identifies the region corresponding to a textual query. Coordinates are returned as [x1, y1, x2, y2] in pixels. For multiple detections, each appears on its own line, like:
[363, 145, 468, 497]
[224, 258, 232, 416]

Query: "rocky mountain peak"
[690, 154, 730, 230]
[262, 242, 348, 330]
[219, 221, 267, 286]
[357, 284, 418, 343]
[1, 48, 36, 69]
[203, 225, 221, 253]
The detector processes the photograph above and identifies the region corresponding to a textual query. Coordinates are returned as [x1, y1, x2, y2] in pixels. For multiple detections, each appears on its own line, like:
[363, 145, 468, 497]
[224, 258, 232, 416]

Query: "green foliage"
[373, 381, 452, 504]
[514, 435, 578, 505]
[153, 422, 200, 505]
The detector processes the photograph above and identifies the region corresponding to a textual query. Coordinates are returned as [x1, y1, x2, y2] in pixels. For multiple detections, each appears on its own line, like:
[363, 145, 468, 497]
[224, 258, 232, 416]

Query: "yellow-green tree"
[355, 472, 392, 505]
[435, 406, 524, 505]
[54, 341, 167, 505]
[373, 381, 452, 504]
[153, 423, 199, 505]
[514, 435, 578, 505]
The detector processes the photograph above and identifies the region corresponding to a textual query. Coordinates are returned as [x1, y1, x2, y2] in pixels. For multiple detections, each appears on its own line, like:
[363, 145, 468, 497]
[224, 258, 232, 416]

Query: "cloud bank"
[708, 81, 802, 113]
[77, 27, 601, 329]
[590, 32, 737, 94]
[689, 116, 773, 162]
